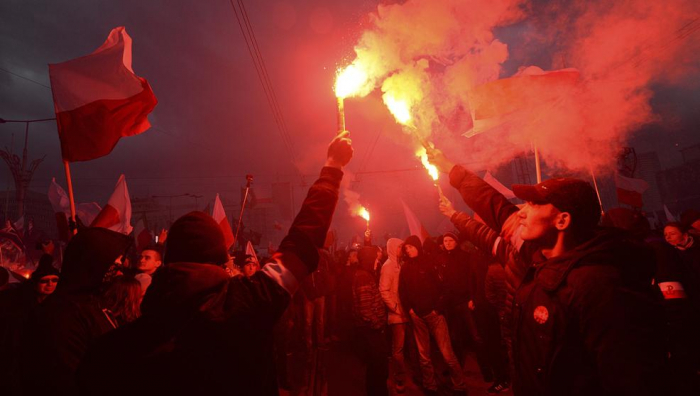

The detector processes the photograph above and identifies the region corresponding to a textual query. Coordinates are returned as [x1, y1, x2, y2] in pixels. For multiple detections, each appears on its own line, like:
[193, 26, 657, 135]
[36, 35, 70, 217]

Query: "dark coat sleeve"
[448, 165, 519, 233]
[231, 166, 343, 324]
[275, 166, 342, 282]
[450, 211, 531, 287]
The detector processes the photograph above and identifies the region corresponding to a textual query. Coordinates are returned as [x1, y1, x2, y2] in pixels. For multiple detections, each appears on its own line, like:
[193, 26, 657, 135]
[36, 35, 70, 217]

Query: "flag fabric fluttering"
[48, 177, 102, 225]
[664, 205, 677, 223]
[614, 173, 649, 208]
[48, 26, 157, 162]
[483, 172, 516, 199]
[91, 174, 133, 235]
[401, 200, 430, 243]
[133, 213, 152, 251]
[212, 194, 235, 249]
[466, 67, 580, 137]
[245, 241, 258, 263]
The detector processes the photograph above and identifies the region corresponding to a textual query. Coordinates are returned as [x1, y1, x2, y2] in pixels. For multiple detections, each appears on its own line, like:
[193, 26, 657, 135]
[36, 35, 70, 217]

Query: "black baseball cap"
[512, 178, 601, 230]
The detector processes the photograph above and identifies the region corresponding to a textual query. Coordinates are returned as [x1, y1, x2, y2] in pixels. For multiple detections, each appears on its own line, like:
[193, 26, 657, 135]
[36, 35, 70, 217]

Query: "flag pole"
[234, 174, 253, 248]
[533, 143, 542, 183]
[62, 160, 78, 235]
[589, 166, 605, 216]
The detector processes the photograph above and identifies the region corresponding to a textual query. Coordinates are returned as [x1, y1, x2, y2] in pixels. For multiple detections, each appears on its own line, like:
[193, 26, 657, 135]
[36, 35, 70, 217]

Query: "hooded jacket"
[379, 238, 409, 324]
[398, 236, 442, 317]
[21, 227, 131, 396]
[78, 166, 343, 396]
[447, 164, 666, 396]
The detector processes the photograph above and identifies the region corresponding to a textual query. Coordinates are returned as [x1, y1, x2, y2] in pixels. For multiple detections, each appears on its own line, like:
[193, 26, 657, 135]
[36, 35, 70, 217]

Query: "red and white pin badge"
[533, 306, 549, 324]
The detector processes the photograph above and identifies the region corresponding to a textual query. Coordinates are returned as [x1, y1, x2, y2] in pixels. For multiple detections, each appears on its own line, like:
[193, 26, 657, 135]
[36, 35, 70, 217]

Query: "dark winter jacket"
[20, 227, 131, 396]
[447, 164, 666, 396]
[77, 166, 343, 396]
[399, 238, 443, 317]
[439, 247, 472, 307]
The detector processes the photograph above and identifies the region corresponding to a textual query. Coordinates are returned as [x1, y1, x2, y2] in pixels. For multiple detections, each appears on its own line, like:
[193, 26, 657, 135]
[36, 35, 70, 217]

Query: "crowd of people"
[1, 132, 700, 396]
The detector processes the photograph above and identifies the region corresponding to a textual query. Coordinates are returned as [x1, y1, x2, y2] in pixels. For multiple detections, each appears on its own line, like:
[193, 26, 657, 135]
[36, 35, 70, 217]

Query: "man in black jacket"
[428, 147, 666, 396]
[77, 131, 353, 396]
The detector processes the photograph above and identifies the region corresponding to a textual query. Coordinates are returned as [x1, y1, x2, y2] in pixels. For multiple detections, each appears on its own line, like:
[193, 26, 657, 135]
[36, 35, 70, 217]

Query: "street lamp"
[0, 117, 55, 220]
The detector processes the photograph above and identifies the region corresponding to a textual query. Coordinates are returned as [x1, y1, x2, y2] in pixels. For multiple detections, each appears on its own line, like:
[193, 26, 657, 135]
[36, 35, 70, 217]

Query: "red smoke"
[340, 0, 700, 174]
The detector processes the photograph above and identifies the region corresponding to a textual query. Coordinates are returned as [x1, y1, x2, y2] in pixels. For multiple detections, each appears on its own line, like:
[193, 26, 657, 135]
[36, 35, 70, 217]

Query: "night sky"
[1, 0, 699, 241]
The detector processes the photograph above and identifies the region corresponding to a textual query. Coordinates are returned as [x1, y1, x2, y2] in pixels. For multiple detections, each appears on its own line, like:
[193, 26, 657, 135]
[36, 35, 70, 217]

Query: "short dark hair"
[664, 222, 688, 234]
[141, 244, 163, 261]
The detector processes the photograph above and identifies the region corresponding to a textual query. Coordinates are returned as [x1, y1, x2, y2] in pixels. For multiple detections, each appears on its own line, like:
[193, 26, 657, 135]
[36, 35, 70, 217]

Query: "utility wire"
[0, 66, 51, 89]
[228, 0, 303, 182]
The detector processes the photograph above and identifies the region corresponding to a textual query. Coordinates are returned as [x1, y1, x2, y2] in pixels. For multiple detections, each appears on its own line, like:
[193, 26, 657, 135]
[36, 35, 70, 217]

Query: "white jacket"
[379, 238, 409, 324]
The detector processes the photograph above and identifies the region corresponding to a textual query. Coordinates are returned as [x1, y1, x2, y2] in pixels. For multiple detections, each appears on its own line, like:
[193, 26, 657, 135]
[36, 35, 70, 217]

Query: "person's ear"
[555, 212, 571, 231]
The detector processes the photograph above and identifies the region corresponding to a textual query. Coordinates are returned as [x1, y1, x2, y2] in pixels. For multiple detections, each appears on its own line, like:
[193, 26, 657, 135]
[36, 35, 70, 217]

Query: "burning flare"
[418, 148, 439, 181]
[358, 206, 370, 221]
[384, 94, 412, 125]
[335, 64, 369, 99]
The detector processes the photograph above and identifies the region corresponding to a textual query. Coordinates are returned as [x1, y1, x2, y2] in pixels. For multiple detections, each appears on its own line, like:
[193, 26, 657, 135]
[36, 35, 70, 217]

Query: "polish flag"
[483, 172, 516, 199]
[245, 241, 259, 263]
[91, 174, 133, 234]
[133, 214, 153, 250]
[465, 67, 580, 137]
[212, 194, 235, 249]
[48, 177, 102, 225]
[49, 26, 157, 162]
[614, 173, 649, 208]
[401, 200, 430, 243]
[664, 205, 677, 222]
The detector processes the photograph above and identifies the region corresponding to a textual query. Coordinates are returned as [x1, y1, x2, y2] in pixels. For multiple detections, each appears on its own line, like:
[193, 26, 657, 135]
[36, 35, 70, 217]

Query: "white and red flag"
[483, 172, 516, 199]
[91, 174, 133, 234]
[614, 173, 649, 208]
[133, 214, 153, 250]
[245, 241, 259, 263]
[48, 26, 157, 162]
[466, 67, 580, 137]
[401, 200, 430, 243]
[664, 205, 677, 222]
[212, 194, 235, 249]
[48, 177, 102, 225]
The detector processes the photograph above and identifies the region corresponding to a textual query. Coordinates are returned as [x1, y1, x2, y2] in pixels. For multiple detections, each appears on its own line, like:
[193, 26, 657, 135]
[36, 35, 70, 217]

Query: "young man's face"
[243, 261, 259, 277]
[404, 244, 419, 258]
[138, 250, 162, 275]
[443, 236, 457, 251]
[664, 226, 687, 246]
[518, 202, 562, 241]
[35, 275, 59, 296]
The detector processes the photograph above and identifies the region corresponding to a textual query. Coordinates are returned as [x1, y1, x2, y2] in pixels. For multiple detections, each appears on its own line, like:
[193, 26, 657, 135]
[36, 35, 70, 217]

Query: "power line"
[0, 66, 223, 154]
[0, 66, 51, 89]
[228, 0, 303, 183]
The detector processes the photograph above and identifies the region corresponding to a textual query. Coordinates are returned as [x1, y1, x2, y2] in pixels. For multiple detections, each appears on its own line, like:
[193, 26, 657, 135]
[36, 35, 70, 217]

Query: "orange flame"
[335, 64, 369, 99]
[384, 94, 412, 125]
[358, 206, 370, 221]
[417, 148, 439, 181]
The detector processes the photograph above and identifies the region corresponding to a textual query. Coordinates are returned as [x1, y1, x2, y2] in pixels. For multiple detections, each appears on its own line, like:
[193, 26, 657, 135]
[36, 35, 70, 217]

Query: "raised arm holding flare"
[427, 146, 666, 396]
[78, 132, 353, 396]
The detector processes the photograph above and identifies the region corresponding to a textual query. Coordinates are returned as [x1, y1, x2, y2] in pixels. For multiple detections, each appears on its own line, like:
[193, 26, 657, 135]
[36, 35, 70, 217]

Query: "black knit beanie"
[442, 232, 459, 243]
[164, 211, 229, 266]
[31, 260, 60, 282]
[403, 235, 423, 256]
